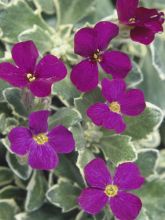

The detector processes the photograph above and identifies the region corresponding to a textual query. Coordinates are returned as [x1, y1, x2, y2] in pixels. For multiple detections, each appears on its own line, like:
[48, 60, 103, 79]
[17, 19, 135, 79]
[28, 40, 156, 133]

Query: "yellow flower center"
[129, 17, 136, 24]
[109, 101, 121, 113]
[92, 49, 102, 62]
[104, 184, 118, 197]
[33, 133, 48, 145]
[27, 73, 36, 82]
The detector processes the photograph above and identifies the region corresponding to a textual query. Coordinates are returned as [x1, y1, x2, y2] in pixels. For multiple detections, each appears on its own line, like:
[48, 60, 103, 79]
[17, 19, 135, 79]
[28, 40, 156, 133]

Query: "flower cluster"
[0, 1, 164, 219]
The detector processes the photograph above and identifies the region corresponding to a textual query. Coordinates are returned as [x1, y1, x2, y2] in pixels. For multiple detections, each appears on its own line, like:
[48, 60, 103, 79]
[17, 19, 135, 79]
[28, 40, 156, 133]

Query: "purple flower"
[87, 78, 145, 133]
[0, 41, 67, 97]
[78, 158, 144, 219]
[70, 21, 132, 92]
[116, 0, 164, 45]
[8, 110, 75, 170]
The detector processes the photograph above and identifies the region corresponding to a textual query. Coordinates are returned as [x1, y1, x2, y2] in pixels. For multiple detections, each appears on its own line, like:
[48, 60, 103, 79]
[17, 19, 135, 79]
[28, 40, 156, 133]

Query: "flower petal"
[84, 158, 112, 189]
[87, 103, 110, 126]
[114, 162, 145, 190]
[100, 51, 132, 79]
[74, 27, 97, 57]
[8, 127, 32, 155]
[94, 21, 119, 51]
[29, 110, 50, 135]
[12, 41, 39, 72]
[28, 79, 52, 97]
[116, 0, 138, 23]
[78, 188, 108, 215]
[70, 60, 98, 92]
[48, 125, 75, 153]
[35, 54, 67, 81]
[103, 111, 126, 134]
[28, 142, 59, 170]
[110, 192, 142, 220]
[101, 78, 126, 102]
[130, 26, 155, 45]
[119, 89, 146, 116]
[0, 62, 27, 87]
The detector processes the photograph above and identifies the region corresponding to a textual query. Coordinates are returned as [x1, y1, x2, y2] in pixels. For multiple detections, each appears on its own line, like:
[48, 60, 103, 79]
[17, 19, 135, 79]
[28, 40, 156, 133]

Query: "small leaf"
[0, 166, 14, 187]
[99, 134, 137, 165]
[3, 88, 28, 118]
[70, 123, 86, 150]
[124, 102, 163, 140]
[76, 211, 95, 220]
[6, 152, 32, 180]
[33, 0, 55, 14]
[0, 199, 19, 220]
[49, 107, 82, 128]
[46, 179, 81, 212]
[25, 171, 47, 212]
[126, 61, 143, 87]
[136, 149, 159, 177]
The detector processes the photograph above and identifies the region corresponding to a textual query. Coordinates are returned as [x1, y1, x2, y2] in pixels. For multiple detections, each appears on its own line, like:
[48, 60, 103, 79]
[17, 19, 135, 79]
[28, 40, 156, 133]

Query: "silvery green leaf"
[0, 166, 14, 187]
[136, 149, 159, 177]
[3, 88, 28, 118]
[54, 154, 84, 188]
[99, 134, 137, 165]
[70, 123, 86, 150]
[157, 149, 165, 176]
[126, 61, 143, 87]
[0, 80, 10, 101]
[0, 199, 19, 220]
[25, 171, 47, 212]
[18, 25, 54, 54]
[0, 0, 51, 43]
[137, 179, 165, 220]
[54, 0, 95, 25]
[49, 107, 82, 128]
[6, 152, 32, 180]
[46, 179, 81, 212]
[33, 0, 55, 14]
[124, 102, 163, 140]
[76, 211, 94, 220]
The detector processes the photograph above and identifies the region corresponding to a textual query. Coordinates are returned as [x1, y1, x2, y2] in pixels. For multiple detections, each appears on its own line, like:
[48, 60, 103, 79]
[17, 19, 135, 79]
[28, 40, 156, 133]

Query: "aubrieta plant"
[0, 0, 164, 220]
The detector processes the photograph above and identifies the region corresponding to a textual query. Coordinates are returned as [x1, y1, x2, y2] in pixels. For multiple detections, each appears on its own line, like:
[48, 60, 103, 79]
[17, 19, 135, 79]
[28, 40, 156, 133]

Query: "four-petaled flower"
[87, 78, 145, 133]
[78, 158, 144, 220]
[0, 41, 67, 97]
[70, 21, 132, 92]
[116, 0, 164, 45]
[8, 110, 75, 170]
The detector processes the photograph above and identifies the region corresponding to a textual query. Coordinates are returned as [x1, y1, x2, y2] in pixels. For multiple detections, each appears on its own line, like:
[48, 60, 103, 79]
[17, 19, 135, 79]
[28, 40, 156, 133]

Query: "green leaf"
[137, 179, 165, 220]
[99, 134, 137, 165]
[124, 102, 163, 140]
[0, 199, 19, 220]
[70, 123, 86, 150]
[151, 35, 165, 80]
[18, 25, 54, 54]
[3, 88, 28, 118]
[0, 166, 14, 187]
[49, 107, 82, 128]
[126, 61, 143, 87]
[136, 149, 159, 177]
[76, 211, 95, 220]
[54, 0, 95, 25]
[6, 152, 32, 180]
[33, 0, 55, 14]
[25, 171, 47, 212]
[74, 87, 104, 119]
[46, 179, 81, 212]
[0, 80, 10, 101]
[0, 0, 51, 43]
[54, 154, 85, 188]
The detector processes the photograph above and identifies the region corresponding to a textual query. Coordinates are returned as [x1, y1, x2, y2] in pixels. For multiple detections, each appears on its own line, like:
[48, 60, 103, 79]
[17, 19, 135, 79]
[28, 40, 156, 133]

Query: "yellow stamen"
[27, 73, 36, 82]
[92, 49, 102, 62]
[129, 17, 136, 24]
[104, 184, 118, 197]
[33, 133, 48, 145]
[109, 101, 121, 113]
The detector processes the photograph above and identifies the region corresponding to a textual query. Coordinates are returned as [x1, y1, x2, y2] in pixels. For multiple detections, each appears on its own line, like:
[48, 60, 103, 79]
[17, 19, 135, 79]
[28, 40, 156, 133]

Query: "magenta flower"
[87, 78, 145, 133]
[70, 21, 132, 92]
[78, 158, 144, 219]
[116, 0, 164, 45]
[8, 110, 75, 170]
[0, 41, 67, 97]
